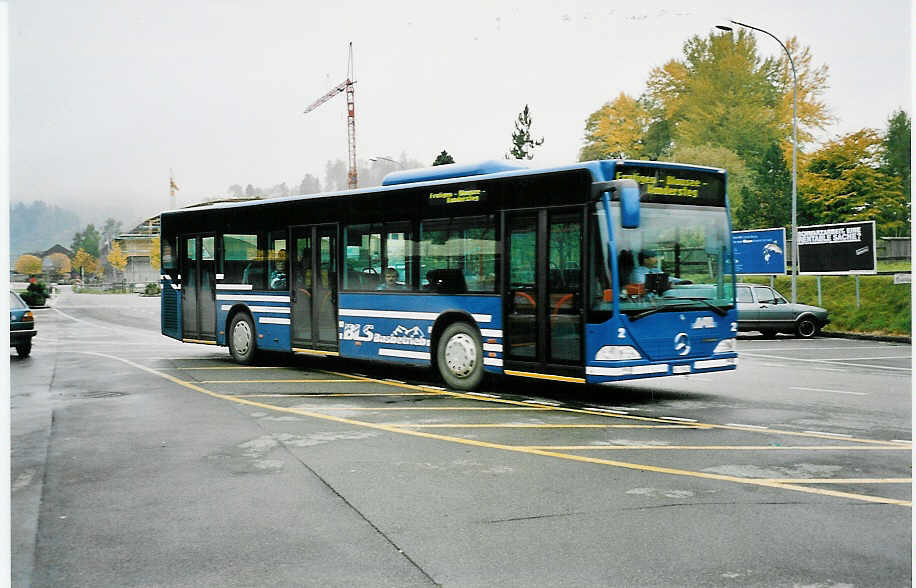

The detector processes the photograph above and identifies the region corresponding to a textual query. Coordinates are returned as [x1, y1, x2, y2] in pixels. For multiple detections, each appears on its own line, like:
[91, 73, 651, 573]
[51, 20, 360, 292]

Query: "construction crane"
[303, 42, 357, 189]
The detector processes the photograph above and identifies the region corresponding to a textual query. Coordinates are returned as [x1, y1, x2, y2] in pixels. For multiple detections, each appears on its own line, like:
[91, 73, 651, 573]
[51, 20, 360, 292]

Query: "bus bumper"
[585, 354, 737, 384]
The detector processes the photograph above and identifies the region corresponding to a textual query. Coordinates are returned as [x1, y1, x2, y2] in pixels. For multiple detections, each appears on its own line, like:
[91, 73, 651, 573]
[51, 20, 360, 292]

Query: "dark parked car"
[736, 283, 830, 338]
[10, 291, 36, 357]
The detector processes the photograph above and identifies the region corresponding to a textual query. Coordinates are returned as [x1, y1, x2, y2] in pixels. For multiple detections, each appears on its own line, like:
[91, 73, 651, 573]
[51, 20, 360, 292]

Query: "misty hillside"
[10, 201, 82, 258]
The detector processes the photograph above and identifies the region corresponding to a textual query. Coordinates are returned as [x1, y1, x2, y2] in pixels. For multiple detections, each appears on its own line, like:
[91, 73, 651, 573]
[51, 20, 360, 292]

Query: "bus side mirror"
[612, 179, 641, 229]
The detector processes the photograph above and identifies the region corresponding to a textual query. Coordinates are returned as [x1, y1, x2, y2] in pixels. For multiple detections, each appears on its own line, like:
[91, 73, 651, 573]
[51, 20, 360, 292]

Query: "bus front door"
[181, 234, 216, 341]
[291, 225, 339, 353]
[504, 209, 584, 379]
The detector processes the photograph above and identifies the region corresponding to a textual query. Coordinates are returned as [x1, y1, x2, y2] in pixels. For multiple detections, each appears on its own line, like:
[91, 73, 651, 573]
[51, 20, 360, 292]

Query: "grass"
[742, 274, 911, 337]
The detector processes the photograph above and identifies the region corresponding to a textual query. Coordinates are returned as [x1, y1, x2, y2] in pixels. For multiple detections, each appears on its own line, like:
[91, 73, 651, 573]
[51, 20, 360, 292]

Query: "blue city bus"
[160, 159, 737, 390]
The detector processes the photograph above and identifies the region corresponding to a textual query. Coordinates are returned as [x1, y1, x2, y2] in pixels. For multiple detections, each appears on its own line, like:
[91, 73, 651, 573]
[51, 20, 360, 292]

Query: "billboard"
[732, 228, 786, 275]
[797, 221, 876, 275]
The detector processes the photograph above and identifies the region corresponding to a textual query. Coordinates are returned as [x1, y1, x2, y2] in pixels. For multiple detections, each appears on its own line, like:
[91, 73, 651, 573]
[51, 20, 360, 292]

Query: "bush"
[21, 281, 50, 307]
[144, 283, 161, 295]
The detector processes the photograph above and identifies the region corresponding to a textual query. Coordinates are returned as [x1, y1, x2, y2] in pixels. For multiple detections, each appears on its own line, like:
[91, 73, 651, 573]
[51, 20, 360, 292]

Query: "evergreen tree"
[433, 151, 455, 166]
[881, 109, 911, 200]
[507, 105, 544, 160]
[736, 143, 792, 229]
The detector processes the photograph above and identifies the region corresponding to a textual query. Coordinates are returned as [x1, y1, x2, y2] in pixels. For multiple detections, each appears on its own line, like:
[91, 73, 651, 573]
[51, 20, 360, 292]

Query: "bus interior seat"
[563, 269, 581, 291]
[242, 263, 264, 287]
[426, 269, 466, 293]
[549, 268, 565, 291]
[617, 250, 635, 284]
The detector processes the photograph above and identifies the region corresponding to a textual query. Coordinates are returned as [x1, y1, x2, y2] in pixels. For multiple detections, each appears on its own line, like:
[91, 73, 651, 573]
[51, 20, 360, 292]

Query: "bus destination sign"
[614, 164, 725, 206]
[428, 188, 486, 205]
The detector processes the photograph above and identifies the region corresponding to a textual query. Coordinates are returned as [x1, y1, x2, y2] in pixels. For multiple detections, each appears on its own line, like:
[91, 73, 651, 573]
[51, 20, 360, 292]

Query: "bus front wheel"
[437, 322, 483, 391]
[228, 313, 258, 364]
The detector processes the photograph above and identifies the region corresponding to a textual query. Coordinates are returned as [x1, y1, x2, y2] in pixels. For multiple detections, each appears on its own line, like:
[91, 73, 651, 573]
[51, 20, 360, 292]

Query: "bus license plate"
[672, 365, 691, 374]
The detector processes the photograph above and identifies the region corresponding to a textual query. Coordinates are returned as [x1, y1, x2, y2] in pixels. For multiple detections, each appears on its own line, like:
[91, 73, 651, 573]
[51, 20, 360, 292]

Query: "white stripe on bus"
[339, 308, 492, 324]
[259, 317, 291, 325]
[216, 284, 253, 290]
[378, 348, 431, 360]
[217, 294, 291, 303]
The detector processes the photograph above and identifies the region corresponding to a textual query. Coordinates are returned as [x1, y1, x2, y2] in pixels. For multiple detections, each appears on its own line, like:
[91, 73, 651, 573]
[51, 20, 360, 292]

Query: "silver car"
[736, 283, 830, 338]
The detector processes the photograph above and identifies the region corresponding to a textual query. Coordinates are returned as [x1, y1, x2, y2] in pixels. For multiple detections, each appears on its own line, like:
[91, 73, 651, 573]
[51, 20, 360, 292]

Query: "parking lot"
[11, 289, 912, 586]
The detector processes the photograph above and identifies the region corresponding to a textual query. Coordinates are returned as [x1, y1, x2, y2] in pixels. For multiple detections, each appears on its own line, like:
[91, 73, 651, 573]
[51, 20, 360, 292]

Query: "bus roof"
[159, 159, 725, 217]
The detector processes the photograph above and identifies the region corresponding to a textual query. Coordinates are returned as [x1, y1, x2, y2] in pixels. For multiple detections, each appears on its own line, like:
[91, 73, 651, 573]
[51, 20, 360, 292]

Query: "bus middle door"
[504, 209, 584, 381]
[181, 234, 216, 342]
[291, 225, 339, 353]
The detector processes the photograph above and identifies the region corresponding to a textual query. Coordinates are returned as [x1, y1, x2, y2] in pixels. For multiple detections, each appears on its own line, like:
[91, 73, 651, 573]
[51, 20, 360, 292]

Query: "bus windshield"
[593, 201, 735, 317]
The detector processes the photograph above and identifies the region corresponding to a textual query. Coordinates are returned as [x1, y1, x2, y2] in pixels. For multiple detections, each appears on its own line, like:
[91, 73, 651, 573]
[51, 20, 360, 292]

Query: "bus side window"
[223, 234, 262, 288]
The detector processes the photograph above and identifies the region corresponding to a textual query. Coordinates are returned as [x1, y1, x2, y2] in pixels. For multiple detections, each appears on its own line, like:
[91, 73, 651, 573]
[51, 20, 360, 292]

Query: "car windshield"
[10, 292, 27, 310]
[592, 202, 735, 317]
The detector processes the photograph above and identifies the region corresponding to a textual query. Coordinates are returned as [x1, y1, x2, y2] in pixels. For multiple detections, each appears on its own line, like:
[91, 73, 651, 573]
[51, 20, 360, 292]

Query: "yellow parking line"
[171, 366, 286, 370]
[302, 407, 552, 411]
[319, 369, 907, 447]
[75, 352, 912, 507]
[392, 423, 706, 429]
[190, 379, 364, 384]
[752, 478, 912, 484]
[235, 393, 437, 398]
[521, 445, 913, 451]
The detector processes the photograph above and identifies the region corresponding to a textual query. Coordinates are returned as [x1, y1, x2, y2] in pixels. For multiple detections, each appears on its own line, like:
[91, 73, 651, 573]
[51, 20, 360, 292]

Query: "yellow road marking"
[503, 370, 586, 384]
[235, 392, 438, 398]
[396, 423, 704, 428]
[521, 445, 913, 451]
[74, 352, 912, 507]
[189, 379, 365, 384]
[752, 478, 912, 484]
[316, 369, 907, 447]
[171, 366, 286, 370]
[288, 407, 553, 411]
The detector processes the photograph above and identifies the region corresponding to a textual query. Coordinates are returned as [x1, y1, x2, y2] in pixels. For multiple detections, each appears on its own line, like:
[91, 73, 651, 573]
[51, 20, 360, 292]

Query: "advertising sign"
[797, 221, 876, 275]
[731, 228, 786, 275]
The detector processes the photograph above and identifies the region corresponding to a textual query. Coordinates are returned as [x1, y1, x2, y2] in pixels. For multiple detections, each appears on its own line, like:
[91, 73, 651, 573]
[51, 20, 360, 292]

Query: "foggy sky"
[8, 0, 911, 225]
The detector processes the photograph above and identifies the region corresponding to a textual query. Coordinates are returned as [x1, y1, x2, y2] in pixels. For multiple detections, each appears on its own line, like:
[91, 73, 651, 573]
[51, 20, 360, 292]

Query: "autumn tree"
[149, 237, 161, 270]
[46, 252, 72, 277]
[15, 254, 42, 275]
[799, 129, 908, 236]
[580, 93, 649, 160]
[506, 104, 544, 160]
[72, 248, 96, 281]
[583, 30, 832, 169]
[107, 241, 129, 280]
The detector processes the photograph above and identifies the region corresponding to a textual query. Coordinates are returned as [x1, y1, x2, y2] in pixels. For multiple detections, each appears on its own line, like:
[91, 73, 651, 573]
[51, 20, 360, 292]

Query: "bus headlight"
[714, 338, 736, 353]
[595, 346, 642, 361]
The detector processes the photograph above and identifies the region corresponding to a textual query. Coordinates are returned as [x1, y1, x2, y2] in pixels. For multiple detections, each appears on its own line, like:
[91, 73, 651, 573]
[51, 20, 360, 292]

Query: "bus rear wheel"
[436, 322, 483, 391]
[228, 313, 258, 364]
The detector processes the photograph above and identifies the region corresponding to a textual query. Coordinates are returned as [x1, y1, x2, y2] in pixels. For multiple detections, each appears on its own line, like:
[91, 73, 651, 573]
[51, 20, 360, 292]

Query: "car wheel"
[795, 317, 819, 338]
[436, 322, 483, 391]
[759, 329, 777, 339]
[228, 313, 258, 364]
[15, 341, 31, 357]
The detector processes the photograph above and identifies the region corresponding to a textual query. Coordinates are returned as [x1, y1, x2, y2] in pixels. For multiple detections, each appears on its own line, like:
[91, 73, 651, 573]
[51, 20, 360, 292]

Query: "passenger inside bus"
[269, 249, 288, 290]
[377, 267, 406, 290]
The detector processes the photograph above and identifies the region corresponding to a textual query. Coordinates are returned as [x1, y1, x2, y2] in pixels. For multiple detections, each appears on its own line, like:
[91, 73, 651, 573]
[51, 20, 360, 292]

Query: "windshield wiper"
[629, 297, 729, 321]
[661, 296, 730, 316]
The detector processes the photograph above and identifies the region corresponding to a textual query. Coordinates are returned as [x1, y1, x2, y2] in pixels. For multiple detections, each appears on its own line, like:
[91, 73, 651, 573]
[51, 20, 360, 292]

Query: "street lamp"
[369, 156, 403, 168]
[717, 20, 799, 303]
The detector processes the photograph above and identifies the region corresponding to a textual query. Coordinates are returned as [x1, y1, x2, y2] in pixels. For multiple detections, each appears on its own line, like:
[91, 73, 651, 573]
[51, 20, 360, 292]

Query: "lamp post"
[716, 21, 799, 303]
[369, 156, 403, 168]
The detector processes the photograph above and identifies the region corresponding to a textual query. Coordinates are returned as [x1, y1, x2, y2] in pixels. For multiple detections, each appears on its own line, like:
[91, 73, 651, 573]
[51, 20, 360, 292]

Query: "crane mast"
[303, 43, 357, 189]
